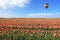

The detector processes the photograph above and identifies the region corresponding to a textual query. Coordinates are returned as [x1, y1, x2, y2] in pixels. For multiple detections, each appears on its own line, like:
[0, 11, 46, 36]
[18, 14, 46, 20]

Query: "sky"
[0, 0, 60, 18]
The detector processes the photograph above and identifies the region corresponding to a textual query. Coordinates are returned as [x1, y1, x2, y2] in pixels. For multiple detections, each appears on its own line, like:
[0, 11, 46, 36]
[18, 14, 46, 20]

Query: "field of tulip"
[0, 26, 60, 40]
[0, 18, 60, 40]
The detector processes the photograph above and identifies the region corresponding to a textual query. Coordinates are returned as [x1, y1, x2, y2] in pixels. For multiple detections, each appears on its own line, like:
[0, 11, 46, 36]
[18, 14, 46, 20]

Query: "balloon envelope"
[44, 3, 49, 9]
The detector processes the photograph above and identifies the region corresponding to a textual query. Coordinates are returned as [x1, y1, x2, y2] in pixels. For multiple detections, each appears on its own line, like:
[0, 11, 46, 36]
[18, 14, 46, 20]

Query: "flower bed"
[0, 26, 60, 40]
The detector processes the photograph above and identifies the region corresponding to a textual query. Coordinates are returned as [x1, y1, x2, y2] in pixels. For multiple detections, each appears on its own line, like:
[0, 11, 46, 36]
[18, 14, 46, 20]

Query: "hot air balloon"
[44, 3, 49, 9]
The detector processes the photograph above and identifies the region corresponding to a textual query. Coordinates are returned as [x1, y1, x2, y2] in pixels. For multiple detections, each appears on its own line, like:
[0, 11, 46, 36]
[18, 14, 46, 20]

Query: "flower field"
[0, 18, 60, 40]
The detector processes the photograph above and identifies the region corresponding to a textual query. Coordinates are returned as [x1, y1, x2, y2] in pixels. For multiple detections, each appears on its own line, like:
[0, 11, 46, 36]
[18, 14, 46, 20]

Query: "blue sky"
[0, 0, 60, 18]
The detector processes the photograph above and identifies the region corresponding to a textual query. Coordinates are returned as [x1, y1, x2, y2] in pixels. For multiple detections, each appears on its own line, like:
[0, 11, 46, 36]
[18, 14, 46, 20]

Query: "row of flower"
[0, 26, 60, 40]
[0, 29, 60, 40]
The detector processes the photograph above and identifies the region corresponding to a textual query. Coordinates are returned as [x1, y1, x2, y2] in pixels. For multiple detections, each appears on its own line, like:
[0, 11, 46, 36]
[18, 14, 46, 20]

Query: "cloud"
[0, 12, 60, 18]
[0, 12, 12, 18]
[0, 12, 18, 18]
[26, 13, 60, 18]
[0, 0, 30, 9]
